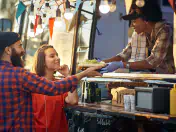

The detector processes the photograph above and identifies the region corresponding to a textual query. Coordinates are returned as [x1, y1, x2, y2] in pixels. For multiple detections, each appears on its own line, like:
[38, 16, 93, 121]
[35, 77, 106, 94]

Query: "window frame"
[0, 18, 12, 32]
[160, 0, 174, 13]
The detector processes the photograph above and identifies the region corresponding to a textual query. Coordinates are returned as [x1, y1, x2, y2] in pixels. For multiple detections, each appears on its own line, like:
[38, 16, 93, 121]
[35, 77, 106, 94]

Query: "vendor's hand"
[100, 61, 124, 73]
[96, 58, 102, 62]
[77, 65, 104, 79]
[56, 64, 70, 77]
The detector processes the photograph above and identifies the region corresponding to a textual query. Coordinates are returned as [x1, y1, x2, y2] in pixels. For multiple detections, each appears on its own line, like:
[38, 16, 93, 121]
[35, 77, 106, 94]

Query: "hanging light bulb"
[64, 10, 73, 20]
[64, 0, 73, 20]
[44, 3, 51, 13]
[99, 0, 110, 14]
[36, 16, 43, 34]
[28, 22, 35, 37]
[29, 1, 35, 21]
[54, 8, 62, 27]
[42, 23, 47, 29]
[37, 16, 42, 27]
[41, 13, 48, 25]
[54, 18, 63, 28]
[42, 14, 46, 24]
[136, 0, 145, 7]
[30, 17, 35, 25]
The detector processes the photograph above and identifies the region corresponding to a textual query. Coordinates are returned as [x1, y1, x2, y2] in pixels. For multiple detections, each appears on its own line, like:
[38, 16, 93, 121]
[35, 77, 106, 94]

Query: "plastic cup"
[129, 95, 135, 111]
[124, 95, 131, 111]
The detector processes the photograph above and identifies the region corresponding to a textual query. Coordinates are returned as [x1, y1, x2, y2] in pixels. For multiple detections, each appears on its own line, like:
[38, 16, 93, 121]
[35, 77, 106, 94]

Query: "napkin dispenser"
[135, 87, 170, 114]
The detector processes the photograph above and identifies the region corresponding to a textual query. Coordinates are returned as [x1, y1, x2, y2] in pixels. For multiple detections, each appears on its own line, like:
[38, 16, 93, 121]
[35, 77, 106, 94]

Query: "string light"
[28, 22, 35, 37]
[31, 0, 114, 22]
[54, 8, 62, 27]
[29, 0, 35, 21]
[36, 16, 43, 35]
[64, 10, 73, 20]
[27, 0, 116, 34]
[136, 0, 145, 7]
[44, 2, 51, 13]
[64, 0, 73, 20]
[99, 0, 110, 14]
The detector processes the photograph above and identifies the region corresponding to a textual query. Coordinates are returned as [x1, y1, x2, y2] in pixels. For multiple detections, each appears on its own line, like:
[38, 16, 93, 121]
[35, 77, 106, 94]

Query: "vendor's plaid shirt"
[119, 32, 147, 62]
[118, 21, 175, 74]
[0, 60, 78, 131]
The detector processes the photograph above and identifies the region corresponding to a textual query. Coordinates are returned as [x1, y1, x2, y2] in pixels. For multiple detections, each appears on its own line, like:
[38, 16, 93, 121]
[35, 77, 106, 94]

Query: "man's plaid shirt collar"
[0, 60, 13, 66]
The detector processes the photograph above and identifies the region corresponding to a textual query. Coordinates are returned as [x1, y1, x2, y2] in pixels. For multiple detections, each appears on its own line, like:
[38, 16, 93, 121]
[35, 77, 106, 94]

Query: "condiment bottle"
[170, 84, 176, 116]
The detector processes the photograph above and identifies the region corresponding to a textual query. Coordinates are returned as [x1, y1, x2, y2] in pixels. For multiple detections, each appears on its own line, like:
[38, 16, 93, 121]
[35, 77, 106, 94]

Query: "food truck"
[0, 0, 176, 131]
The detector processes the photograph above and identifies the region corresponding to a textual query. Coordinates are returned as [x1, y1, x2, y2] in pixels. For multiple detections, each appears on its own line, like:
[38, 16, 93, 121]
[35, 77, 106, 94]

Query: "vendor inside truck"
[101, 0, 175, 74]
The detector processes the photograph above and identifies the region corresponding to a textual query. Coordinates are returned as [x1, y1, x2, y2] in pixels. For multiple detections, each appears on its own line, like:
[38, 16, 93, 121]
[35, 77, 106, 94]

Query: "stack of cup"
[124, 95, 131, 111]
[129, 95, 135, 111]
[124, 95, 135, 111]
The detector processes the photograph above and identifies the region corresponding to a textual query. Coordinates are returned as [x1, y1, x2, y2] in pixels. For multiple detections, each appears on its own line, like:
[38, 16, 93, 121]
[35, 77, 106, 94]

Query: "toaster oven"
[135, 87, 170, 114]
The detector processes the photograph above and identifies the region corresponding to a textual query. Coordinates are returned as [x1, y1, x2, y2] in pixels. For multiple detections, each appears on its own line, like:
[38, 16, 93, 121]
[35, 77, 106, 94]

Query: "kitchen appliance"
[135, 87, 170, 114]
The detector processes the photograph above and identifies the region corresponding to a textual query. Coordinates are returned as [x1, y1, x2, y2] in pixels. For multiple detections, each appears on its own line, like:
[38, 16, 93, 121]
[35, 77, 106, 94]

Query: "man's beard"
[11, 48, 24, 67]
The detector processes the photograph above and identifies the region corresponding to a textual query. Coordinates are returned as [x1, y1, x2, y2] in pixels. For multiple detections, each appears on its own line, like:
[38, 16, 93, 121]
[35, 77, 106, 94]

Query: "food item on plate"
[79, 59, 105, 67]
[78, 59, 106, 71]
[81, 59, 103, 64]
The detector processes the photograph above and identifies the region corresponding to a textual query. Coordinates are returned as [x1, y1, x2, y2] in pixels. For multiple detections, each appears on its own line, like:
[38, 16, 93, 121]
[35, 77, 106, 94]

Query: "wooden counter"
[65, 101, 176, 124]
[102, 73, 176, 80]
[81, 76, 175, 86]
[75, 75, 176, 126]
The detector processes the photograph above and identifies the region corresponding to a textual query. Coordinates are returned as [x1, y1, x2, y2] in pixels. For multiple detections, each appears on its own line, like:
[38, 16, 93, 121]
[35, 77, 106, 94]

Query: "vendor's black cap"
[0, 32, 21, 51]
[122, 0, 162, 22]
[122, 10, 144, 20]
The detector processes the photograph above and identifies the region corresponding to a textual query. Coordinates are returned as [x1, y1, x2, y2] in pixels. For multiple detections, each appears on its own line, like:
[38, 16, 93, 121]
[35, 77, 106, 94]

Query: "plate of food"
[78, 59, 106, 68]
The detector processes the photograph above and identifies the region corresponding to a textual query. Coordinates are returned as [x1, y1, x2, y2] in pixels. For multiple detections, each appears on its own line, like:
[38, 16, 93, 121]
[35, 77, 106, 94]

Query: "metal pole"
[70, 3, 84, 75]
[2, 19, 4, 31]
[88, 0, 100, 59]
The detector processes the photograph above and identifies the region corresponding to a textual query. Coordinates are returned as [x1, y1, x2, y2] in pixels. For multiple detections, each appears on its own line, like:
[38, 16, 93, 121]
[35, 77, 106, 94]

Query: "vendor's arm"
[103, 42, 132, 63]
[103, 56, 123, 63]
[123, 60, 153, 70]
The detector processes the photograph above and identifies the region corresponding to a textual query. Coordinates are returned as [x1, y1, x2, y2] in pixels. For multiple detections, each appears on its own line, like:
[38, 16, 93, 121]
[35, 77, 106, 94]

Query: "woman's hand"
[75, 65, 106, 80]
[84, 66, 103, 77]
[57, 64, 70, 77]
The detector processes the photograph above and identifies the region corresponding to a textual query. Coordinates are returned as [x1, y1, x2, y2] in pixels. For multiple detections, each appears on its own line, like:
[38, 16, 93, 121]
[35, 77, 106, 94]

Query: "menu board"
[66, 110, 113, 132]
